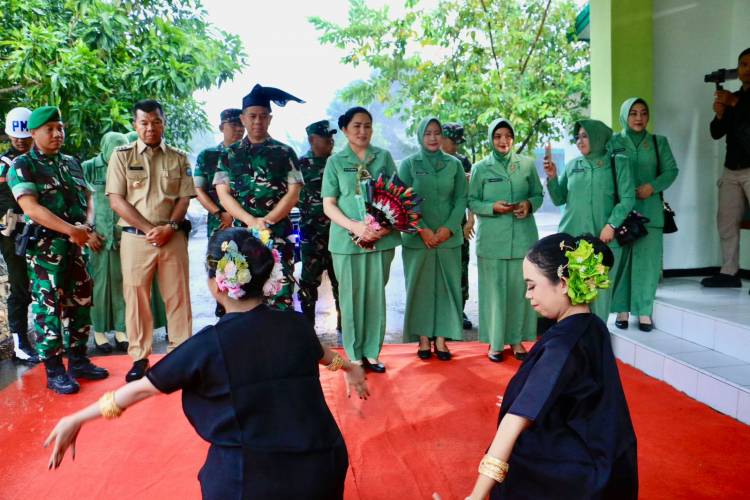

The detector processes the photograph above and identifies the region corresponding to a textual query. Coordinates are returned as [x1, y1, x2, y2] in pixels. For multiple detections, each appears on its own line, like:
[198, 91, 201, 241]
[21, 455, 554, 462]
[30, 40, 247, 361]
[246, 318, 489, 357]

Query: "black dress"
[492, 313, 638, 500]
[146, 305, 348, 500]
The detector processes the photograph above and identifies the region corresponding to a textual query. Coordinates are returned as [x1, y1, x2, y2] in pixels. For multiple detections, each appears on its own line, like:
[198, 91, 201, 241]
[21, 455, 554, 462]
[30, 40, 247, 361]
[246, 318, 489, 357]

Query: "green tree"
[0, 0, 246, 157]
[310, 0, 589, 161]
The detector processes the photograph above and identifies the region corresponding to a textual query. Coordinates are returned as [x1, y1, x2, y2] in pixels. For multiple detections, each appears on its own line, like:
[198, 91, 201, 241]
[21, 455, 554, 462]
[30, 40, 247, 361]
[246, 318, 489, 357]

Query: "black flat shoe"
[513, 351, 527, 361]
[125, 359, 150, 382]
[487, 351, 504, 363]
[434, 344, 452, 361]
[417, 348, 432, 360]
[362, 358, 386, 373]
[638, 321, 654, 332]
[614, 319, 628, 329]
[115, 340, 129, 352]
[462, 313, 473, 330]
[701, 273, 742, 288]
[95, 341, 113, 354]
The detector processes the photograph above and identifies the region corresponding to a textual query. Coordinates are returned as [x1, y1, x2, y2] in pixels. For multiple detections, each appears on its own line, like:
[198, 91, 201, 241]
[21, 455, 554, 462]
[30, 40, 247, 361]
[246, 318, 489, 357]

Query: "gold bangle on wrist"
[325, 352, 345, 372]
[98, 391, 124, 419]
[478, 454, 509, 483]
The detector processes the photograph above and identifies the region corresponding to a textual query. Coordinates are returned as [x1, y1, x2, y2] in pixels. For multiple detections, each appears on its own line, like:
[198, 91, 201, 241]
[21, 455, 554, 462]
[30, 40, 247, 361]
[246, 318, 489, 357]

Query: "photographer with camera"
[702, 48, 750, 289]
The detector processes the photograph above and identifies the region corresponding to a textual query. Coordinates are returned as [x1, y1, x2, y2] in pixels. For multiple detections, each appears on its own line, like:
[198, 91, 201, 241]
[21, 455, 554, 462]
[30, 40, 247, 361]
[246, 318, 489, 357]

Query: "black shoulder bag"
[653, 135, 678, 234]
[610, 154, 649, 245]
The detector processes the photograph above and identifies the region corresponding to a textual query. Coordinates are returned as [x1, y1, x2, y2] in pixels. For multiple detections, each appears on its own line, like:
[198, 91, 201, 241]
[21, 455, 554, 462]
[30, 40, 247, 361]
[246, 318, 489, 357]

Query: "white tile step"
[608, 321, 750, 425]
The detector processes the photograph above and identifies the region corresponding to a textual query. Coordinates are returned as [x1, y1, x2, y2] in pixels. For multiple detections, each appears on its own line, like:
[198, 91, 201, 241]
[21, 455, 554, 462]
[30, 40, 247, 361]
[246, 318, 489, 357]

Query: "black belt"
[122, 227, 146, 236]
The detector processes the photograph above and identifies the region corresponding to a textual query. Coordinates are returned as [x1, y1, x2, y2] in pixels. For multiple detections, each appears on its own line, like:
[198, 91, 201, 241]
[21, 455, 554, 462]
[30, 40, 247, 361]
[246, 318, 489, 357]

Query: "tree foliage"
[0, 0, 246, 157]
[310, 0, 589, 161]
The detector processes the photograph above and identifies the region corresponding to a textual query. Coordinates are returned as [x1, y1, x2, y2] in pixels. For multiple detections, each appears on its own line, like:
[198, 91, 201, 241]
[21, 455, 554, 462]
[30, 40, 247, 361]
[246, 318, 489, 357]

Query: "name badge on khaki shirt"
[128, 164, 145, 187]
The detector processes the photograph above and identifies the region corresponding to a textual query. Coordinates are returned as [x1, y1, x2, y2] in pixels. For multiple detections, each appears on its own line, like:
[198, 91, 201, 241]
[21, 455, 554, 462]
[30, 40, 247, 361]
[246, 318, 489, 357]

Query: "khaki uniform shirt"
[106, 139, 195, 226]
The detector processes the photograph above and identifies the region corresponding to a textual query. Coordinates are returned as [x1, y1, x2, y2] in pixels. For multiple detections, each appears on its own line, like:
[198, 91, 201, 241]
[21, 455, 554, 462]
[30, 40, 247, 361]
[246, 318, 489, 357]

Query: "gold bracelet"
[98, 391, 124, 419]
[325, 352, 345, 372]
[478, 454, 509, 483]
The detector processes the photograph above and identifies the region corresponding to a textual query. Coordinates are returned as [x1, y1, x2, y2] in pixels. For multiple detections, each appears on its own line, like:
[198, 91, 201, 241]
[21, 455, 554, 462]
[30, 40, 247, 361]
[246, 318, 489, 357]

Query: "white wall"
[652, 0, 750, 270]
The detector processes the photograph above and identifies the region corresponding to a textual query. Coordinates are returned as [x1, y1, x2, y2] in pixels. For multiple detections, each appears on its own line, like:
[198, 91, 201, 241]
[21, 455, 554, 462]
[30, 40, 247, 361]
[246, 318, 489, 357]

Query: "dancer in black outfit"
[45, 227, 369, 500]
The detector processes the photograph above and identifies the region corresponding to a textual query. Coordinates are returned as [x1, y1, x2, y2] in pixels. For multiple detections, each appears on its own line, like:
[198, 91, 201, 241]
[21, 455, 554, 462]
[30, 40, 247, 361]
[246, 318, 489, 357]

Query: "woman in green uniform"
[610, 98, 678, 331]
[82, 132, 168, 353]
[322, 107, 401, 373]
[399, 117, 467, 361]
[468, 118, 542, 362]
[544, 119, 635, 321]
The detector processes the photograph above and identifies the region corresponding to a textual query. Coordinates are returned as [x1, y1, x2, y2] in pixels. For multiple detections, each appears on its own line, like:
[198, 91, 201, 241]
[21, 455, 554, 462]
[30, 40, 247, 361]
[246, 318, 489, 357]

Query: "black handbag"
[610, 154, 650, 246]
[653, 135, 678, 234]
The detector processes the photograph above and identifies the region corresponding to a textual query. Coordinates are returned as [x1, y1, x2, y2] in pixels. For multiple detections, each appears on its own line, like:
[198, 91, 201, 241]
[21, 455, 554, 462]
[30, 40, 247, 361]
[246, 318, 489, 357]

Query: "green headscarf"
[619, 97, 648, 146]
[573, 119, 612, 161]
[125, 131, 139, 142]
[417, 117, 444, 170]
[99, 132, 129, 164]
[487, 117, 514, 165]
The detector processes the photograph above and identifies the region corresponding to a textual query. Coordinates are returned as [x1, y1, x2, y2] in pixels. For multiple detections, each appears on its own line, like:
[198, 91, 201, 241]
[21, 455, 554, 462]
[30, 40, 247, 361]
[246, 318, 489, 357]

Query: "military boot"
[44, 355, 80, 395]
[68, 346, 109, 380]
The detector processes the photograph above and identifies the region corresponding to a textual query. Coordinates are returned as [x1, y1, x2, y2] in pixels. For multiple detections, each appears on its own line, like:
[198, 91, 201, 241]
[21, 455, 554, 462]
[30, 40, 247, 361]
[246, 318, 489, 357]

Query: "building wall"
[652, 0, 750, 269]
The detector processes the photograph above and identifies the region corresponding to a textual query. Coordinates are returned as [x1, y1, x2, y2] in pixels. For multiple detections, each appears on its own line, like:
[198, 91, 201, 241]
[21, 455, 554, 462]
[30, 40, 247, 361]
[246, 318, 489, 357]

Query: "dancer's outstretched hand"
[345, 364, 370, 400]
[44, 415, 83, 469]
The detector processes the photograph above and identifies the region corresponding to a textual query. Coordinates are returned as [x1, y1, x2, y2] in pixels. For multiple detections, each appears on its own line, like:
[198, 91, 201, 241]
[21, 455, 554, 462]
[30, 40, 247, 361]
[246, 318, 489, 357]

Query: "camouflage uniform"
[7, 147, 92, 360]
[0, 147, 32, 337]
[194, 142, 229, 238]
[214, 137, 304, 310]
[297, 150, 339, 325]
[442, 123, 473, 309]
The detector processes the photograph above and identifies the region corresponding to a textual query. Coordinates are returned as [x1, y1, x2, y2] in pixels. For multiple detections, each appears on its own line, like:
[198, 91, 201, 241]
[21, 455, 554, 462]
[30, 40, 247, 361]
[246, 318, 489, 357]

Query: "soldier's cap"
[242, 84, 304, 111]
[220, 108, 242, 124]
[4, 107, 32, 138]
[125, 131, 139, 142]
[306, 120, 337, 137]
[27, 106, 62, 130]
[442, 123, 465, 144]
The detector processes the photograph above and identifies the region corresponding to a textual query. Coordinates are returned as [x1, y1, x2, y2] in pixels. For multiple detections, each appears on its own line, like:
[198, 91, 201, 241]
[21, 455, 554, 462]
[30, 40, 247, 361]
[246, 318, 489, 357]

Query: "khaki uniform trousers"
[717, 168, 750, 275]
[120, 231, 192, 360]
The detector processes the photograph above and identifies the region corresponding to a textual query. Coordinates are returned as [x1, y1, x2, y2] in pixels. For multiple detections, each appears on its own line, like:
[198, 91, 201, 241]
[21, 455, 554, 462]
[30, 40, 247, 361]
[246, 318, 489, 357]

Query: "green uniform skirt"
[89, 248, 167, 333]
[477, 257, 536, 351]
[332, 249, 394, 361]
[402, 246, 463, 342]
[590, 245, 622, 322]
[611, 229, 662, 316]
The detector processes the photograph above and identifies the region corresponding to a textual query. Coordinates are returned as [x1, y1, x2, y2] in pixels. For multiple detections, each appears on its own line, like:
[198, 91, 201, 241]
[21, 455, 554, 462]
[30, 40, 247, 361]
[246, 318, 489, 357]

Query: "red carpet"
[1, 342, 749, 499]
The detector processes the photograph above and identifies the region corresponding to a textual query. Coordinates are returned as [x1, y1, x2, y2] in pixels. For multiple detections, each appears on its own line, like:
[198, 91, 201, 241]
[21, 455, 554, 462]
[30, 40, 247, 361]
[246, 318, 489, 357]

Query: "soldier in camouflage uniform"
[442, 123, 474, 330]
[297, 120, 340, 328]
[1, 107, 37, 364]
[215, 84, 305, 311]
[194, 108, 243, 239]
[8, 106, 108, 394]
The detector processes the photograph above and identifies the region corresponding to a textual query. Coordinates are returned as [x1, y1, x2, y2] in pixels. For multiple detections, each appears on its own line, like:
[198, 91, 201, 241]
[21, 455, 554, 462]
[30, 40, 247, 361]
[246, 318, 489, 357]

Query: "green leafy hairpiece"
[557, 239, 610, 305]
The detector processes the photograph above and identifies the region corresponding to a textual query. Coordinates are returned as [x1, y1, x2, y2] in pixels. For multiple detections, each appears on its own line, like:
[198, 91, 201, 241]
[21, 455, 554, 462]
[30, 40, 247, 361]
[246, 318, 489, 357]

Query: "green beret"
[28, 106, 62, 130]
[305, 120, 336, 137]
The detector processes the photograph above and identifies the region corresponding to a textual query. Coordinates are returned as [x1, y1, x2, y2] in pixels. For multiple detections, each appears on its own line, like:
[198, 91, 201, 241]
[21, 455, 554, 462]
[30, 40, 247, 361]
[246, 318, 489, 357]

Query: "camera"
[704, 68, 738, 90]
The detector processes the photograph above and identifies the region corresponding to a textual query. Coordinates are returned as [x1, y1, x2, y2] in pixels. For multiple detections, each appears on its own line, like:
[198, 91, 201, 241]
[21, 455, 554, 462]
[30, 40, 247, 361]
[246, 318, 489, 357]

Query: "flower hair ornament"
[557, 239, 610, 305]
[214, 228, 284, 299]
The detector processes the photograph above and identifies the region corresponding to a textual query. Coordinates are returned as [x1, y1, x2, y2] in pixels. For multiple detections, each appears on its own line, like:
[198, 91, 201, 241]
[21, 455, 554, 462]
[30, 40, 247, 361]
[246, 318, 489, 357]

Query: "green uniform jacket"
[399, 118, 467, 249]
[82, 132, 129, 250]
[321, 144, 401, 254]
[8, 147, 88, 225]
[609, 97, 678, 228]
[547, 120, 635, 246]
[468, 119, 543, 260]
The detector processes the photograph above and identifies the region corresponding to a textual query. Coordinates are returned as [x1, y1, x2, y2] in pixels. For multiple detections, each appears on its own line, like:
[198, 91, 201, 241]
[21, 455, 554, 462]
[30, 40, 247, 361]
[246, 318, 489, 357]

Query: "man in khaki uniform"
[106, 99, 195, 382]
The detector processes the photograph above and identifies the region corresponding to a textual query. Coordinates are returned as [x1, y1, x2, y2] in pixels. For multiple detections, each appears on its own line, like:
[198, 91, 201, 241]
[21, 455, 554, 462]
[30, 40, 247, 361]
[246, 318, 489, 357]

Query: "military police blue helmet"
[4, 107, 32, 138]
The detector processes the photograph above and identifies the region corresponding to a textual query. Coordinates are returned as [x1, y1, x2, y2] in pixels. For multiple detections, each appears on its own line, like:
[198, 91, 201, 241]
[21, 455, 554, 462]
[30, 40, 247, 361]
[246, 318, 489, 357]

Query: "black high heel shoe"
[417, 339, 432, 360]
[362, 358, 386, 373]
[434, 341, 451, 361]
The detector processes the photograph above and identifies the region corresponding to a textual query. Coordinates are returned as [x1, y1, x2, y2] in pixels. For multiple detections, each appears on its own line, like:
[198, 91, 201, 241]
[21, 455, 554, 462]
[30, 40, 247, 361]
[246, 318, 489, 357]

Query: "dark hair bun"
[206, 228, 275, 300]
[338, 106, 373, 130]
[526, 232, 614, 284]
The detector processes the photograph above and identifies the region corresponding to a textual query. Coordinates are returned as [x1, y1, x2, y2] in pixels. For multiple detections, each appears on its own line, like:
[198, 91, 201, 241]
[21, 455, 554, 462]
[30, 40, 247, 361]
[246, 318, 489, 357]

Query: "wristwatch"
[167, 220, 179, 231]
